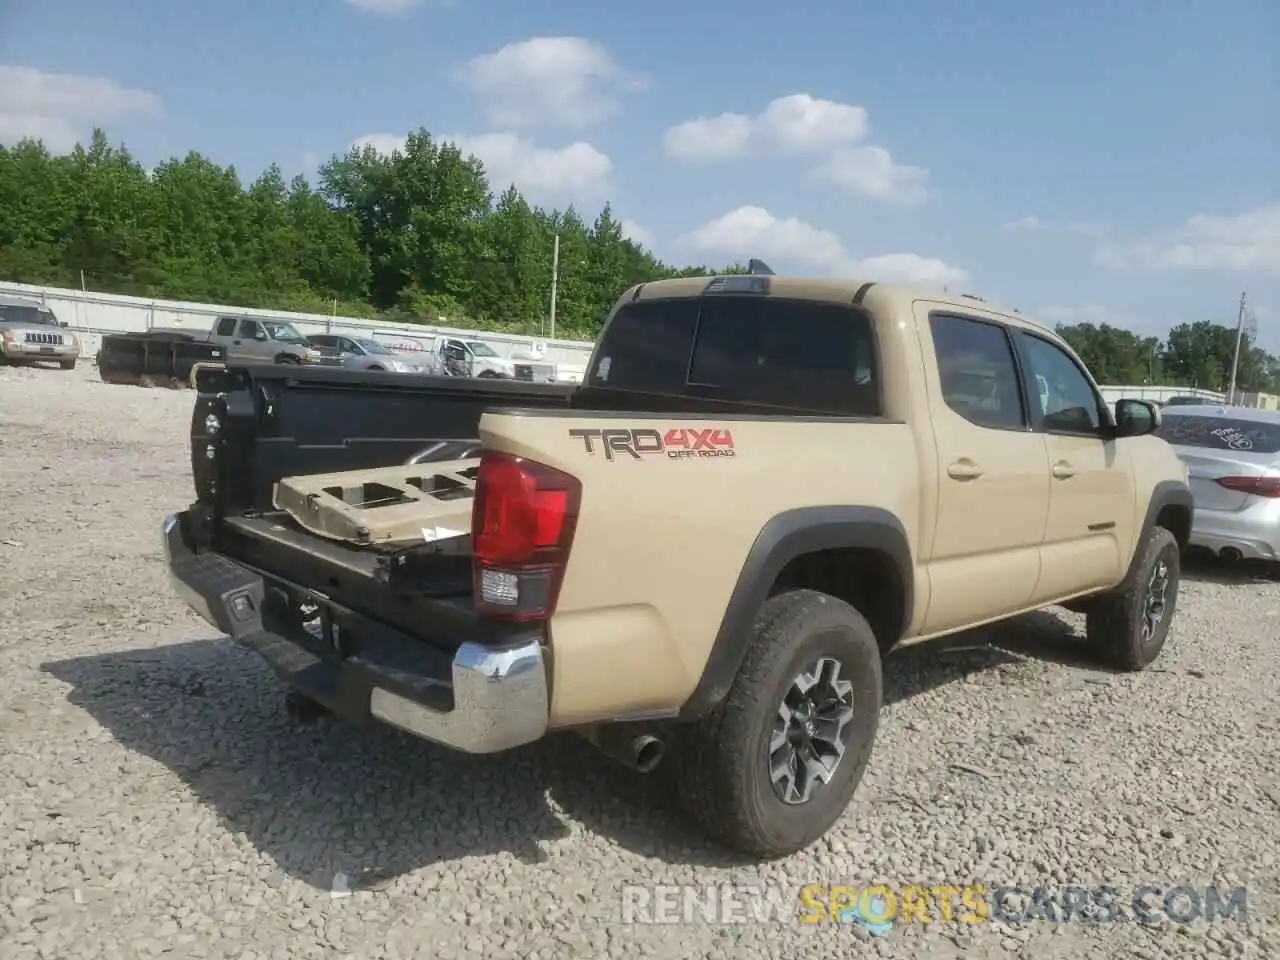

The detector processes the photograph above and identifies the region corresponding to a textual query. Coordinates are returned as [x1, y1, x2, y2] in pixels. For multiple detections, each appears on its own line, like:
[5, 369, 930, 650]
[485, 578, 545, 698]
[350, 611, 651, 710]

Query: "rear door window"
[1157, 415, 1280, 455]
[215, 317, 236, 336]
[930, 314, 1026, 430]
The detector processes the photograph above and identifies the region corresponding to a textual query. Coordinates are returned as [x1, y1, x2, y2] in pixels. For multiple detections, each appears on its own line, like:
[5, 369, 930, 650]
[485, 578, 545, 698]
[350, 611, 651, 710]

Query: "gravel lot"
[1, 362, 1278, 960]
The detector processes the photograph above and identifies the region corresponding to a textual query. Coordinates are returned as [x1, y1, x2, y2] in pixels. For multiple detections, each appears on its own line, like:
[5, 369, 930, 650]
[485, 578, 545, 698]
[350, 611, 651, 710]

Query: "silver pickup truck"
[207, 316, 338, 366]
[0, 296, 81, 370]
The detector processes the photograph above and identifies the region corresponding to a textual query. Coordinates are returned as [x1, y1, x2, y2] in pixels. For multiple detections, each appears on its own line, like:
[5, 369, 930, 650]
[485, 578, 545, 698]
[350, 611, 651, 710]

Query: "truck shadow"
[1180, 548, 1280, 585]
[41, 608, 1101, 880]
[41, 639, 572, 892]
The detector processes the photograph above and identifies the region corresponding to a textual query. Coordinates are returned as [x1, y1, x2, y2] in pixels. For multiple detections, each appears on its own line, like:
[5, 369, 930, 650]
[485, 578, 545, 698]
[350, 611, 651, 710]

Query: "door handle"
[1052, 461, 1077, 479]
[947, 460, 984, 481]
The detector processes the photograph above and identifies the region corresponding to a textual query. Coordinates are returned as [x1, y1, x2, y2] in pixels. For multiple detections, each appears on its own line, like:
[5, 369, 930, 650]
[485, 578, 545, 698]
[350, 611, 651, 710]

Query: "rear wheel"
[672, 589, 882, 858]
[1085, 526, 1181, 670]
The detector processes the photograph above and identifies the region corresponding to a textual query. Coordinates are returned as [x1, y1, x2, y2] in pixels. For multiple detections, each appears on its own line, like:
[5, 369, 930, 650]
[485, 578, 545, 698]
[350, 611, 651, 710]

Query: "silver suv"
[0, 296, 81, 370]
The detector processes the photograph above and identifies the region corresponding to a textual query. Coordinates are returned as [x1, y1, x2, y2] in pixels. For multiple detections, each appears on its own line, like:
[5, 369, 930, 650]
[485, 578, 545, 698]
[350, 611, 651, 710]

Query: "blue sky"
[1, 0, 1276, 348]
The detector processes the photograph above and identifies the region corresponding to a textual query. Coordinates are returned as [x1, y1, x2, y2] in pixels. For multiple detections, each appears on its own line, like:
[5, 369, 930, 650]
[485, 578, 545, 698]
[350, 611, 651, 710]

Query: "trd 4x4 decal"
[569, 427, 736, 461]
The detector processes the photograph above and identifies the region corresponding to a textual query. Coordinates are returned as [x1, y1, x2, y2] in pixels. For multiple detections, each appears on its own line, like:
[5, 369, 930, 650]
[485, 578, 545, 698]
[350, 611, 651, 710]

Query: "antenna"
[747, 258, 775, 276]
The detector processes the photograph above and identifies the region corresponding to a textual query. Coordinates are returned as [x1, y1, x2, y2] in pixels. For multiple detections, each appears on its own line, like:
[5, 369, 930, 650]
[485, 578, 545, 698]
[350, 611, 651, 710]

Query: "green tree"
[2, 125, 1274, 380]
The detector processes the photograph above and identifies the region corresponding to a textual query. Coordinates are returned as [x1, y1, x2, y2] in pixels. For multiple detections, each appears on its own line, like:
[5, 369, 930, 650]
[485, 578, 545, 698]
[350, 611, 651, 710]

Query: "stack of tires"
[97, 331, 225, 387]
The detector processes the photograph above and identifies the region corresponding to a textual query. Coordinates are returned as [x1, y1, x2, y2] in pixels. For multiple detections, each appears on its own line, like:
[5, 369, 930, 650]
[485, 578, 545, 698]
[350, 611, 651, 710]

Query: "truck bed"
[185, 364, 575, 648]
[191, 363, 574, 515]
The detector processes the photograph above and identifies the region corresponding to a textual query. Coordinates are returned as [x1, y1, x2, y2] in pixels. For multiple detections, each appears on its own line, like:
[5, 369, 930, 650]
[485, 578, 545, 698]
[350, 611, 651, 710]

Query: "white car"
[1156, 404, 1280, 566]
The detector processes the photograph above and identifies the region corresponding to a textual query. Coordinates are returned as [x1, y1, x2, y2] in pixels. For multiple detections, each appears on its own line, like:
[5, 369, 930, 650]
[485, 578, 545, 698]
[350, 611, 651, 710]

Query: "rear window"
[1157, 414, 1280, 455]
[588, 298, 700, 393]
[588, 295, 879, 415]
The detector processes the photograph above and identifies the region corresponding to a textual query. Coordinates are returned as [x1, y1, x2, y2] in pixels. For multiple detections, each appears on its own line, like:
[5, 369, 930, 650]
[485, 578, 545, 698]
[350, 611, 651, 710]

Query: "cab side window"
[930, 314, 1026, 430]
[1014, 332, 1104, 434]
[239, 320, 263, 339]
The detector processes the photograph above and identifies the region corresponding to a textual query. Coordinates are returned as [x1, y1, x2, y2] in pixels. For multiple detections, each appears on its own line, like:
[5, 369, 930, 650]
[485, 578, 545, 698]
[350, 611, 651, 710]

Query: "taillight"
[471, 451, 581, 621]
[1214, 475, 1280, 498]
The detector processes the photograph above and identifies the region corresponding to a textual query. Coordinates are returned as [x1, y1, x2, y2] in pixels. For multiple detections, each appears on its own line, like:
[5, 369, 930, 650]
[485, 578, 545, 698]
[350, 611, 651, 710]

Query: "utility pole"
[1226, 291, 1248, 405]
[548, 233, 560, 342]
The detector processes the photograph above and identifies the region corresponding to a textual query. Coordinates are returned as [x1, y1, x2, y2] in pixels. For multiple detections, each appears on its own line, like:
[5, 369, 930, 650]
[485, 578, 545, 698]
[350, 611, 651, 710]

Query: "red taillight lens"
[1214, 475, 1280, 498]
[471, 452, 581, 621]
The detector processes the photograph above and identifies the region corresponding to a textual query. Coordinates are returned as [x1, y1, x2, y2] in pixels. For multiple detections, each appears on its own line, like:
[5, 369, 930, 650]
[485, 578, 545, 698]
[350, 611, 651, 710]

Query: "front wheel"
[275, 354, 301, 365]
[672, 588, 882, 858]
[1085, 526, 1181, 670]
[60, 358, 76, 370]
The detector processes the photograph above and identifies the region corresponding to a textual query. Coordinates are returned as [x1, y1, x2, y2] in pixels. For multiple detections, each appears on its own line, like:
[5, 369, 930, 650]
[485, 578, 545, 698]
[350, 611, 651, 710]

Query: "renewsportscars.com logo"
[619, 882, 1250, 930]
[569, 427, 736, 461]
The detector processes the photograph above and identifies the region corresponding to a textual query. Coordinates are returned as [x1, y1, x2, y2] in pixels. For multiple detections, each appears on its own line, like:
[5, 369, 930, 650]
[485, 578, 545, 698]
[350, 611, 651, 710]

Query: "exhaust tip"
[1220, 547, 1244, 563]
[633, 736, 665, 773]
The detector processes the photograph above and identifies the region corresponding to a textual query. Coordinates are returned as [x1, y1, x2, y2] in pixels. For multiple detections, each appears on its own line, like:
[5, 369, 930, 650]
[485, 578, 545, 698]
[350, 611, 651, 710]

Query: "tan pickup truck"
[164, 269, 1193, 858]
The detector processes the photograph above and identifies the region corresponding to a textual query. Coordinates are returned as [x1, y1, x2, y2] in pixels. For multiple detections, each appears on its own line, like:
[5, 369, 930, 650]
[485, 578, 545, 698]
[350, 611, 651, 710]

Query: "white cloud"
[662, 113, 755, 162]
[447, 132, 612, 200]
[350, 131, 613, 202]
[811, 146, 929, 205]
[1002, 216, 1110, 237]
[1098, 203, 1280, 274]
[0, 66, 162, 153]
[756, 94, 869, 153]
[620, 218, 655, 248]
[674, 205, 967, 287]
[663, 93, 928, 204]
[662, 93, 868, 162]
[850, 253, 968, 286]
[454, 37, 645, 129]
[343, 0, 423, 12]
[351, 133, 409, 156]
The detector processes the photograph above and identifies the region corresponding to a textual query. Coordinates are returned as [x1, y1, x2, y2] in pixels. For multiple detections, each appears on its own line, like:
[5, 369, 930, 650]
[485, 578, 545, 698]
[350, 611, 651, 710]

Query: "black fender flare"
[678, 505, 914, 719]
[1125, 479, 1194, 581]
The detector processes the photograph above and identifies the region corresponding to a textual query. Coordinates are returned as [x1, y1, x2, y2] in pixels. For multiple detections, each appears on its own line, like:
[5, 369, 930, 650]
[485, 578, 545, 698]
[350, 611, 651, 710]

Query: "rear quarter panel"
[479, 411, 920, 726]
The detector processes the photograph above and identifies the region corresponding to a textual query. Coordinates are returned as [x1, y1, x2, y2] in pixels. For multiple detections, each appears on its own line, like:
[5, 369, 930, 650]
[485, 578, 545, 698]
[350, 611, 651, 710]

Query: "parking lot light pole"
[1227, 291, 1247, 405]
[548, 233, 559, 342]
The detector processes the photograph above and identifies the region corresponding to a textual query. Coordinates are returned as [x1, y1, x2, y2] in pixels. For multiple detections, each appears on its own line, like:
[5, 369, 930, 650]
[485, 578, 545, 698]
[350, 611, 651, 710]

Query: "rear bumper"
[161, 511, 550, 753]
[1189, 507, 1280, 561]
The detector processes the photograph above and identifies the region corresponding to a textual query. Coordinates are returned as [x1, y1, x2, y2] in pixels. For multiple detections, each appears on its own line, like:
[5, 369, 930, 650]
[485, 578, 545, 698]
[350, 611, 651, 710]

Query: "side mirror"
[1114, 398, 1161, 437]
[59, 321, 69, 328]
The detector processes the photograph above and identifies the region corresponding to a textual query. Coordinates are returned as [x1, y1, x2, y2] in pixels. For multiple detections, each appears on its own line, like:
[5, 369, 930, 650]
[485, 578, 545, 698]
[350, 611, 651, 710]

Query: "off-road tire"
[1085, 526, 1181, 671]
[60, 359, 76, 370]
[672, 588, 882, 858]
